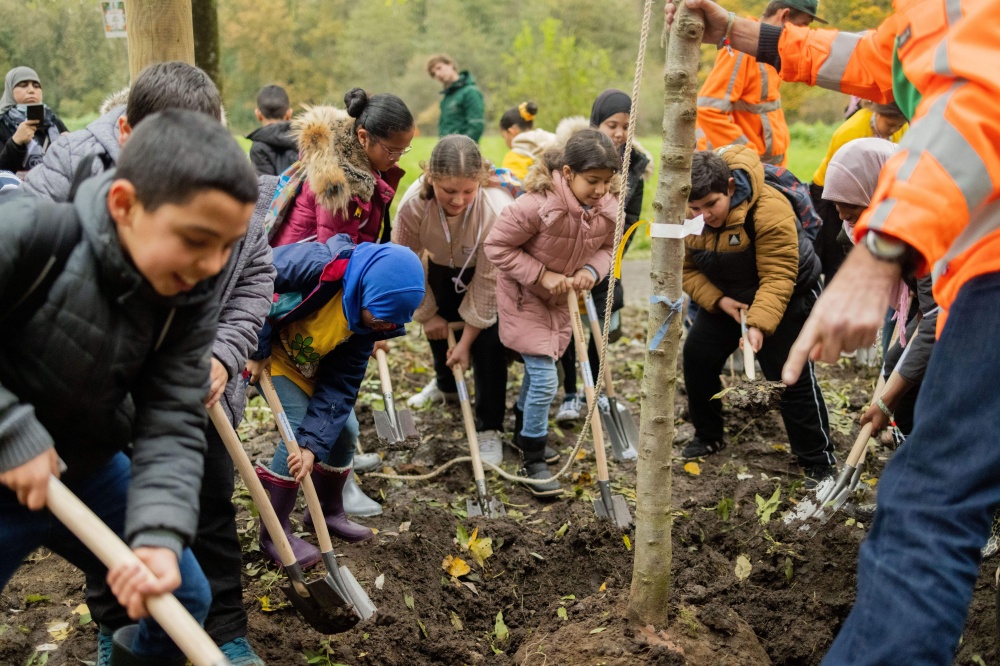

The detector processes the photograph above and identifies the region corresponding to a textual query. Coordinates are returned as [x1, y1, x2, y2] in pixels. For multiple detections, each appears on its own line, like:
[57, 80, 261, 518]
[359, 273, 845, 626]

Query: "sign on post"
[102, 1, 127, 39]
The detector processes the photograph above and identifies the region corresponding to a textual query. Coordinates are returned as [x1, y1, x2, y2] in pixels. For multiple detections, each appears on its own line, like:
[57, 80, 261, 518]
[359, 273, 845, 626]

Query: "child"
[499, 101, 554, 181]
[268, 88, 415, 247]
[810, 101, 907, 280]
[484, 129, 620, 497]
[247, 238, 424, 566]
[0, 110, 259, 664]
[0, 66, 68, 173]
[247, 84, 297, 176]
[681, 146, 836, 486]
[394, 135, 513, 465]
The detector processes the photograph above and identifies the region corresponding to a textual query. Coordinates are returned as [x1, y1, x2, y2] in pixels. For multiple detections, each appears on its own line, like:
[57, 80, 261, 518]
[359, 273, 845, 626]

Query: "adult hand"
[740, 326, 763, 353]
[571, 268, 597, 292]
[107, 547, 180, 620]
[717, 296, 748, 323]
[0, 448, 60, 510]
[423, 315, 449, 341]
[664, 0, 731, 46]
[783, 246, 900, 384]
[446, 340, 472, 372]
[245, 358, 271, 385]
[12, 120, 38, 146]
[540, 270, 571, 295]
[287, 448, 315, 483]
[370, 339, 390, 358]
[204, 358, 229, 408]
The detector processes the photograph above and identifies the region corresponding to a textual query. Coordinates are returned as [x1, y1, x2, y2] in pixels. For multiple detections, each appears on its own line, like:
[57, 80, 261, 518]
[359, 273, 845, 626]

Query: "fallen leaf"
[575, 471, 593, 485]
[375, 574, 385, 590]
[442, 555, 472, 578]
[561, 594, 576, 600]
[371, 527, 379, 535]
[34, 643, 59, 652]
[462, 581, 479, 596]
[404, 593, 415, 610]
[529, 552, 546, 561]
[24, 594, 50, 606]
[468, 537, 493, 568]
[575, 448, 588, 461]
[735, 555, 752, 582]
[683, 462, 701, 476]
[72, 604, 92, 626]
[590, 627, 607, 634]
[599, 581, 607, 592]
[399, 521, 411, 532]
[450, 611, 464, 630]
[417, 618, 428, 638]
[494, 611, 509, 642]
[557, 607, 568, 620]
[623, 535, 632, 551]
[554, 522, 570, 540]
[259, 596, 276, 612]
[46, 621, 71, 641]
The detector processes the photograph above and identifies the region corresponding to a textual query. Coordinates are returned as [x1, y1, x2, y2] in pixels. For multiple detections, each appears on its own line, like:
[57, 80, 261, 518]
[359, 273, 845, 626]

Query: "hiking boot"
[353, 451, 382, 473]
[510, 406, 559, 462]
[681, 437, 726, 460]
[303, 465, 375, 543]
[556, 394, 582, 423]
[843, 502, 876, 524]
[406, 378, 457, 409]
[343, 471, 382, 518]
[255, 465, 321, 569]
[219, 637, 265, 666]
[520, 461, 562, 498]
[803, 464, 838, 490]
[477, 430, 503, 467]
[109, 625, 185, 666]
[97, 625, 114, 666]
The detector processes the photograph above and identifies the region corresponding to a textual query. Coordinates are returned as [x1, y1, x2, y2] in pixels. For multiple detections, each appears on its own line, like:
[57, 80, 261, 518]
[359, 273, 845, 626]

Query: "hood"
[716, 144, 766, 228]
[83, 106, 128, 162]
[442, 70, 476, 95]
[523, 116, 622, 197]
[629, 139, 654, 181]
[510, 128, 555, 158]
[824, 137, 899, 208]
[292, 105, 376, 216]
[100, 87, 129, 116]
[247, 121, 296, 150]
[341, 242, 425, 334]
[72, 170, 225, 309]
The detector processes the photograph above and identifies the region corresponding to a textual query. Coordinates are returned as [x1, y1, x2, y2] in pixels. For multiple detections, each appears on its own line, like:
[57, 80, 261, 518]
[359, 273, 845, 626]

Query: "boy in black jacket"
[246, 85, 297, 176]
[0, 110, 259, 664]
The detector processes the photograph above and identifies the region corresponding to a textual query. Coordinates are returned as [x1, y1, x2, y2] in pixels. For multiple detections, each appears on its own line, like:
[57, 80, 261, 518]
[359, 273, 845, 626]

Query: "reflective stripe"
[762, 154, 785, 166]
[816, 32, 864, 90]
[725, 53, 745, 99]
[731, 135, 749, 146]
[733, 99, 782, 113]
[934, 197, 1000, 282]
[697, 96, 733, 111]
[760, 113, 775, 158]
[758, 63, 769, 103]
[933, 39, 952, 76]
[945, 0, 963, 26]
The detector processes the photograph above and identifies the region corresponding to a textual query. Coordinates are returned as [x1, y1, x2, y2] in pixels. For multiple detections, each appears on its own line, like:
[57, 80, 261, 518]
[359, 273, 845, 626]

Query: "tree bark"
[192, 0, 223, 94]
[125, 0, 195, 82]
[627, 0, 703, 628]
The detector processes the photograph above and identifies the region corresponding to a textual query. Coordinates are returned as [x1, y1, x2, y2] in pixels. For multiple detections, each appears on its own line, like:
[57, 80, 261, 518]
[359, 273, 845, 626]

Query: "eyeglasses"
[377, 140, 412, 159]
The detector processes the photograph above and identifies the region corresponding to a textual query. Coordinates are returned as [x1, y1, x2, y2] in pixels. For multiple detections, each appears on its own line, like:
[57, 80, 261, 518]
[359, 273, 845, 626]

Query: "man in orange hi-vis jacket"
[667, 0, 1000, 663]
[695, 0, 823, 166]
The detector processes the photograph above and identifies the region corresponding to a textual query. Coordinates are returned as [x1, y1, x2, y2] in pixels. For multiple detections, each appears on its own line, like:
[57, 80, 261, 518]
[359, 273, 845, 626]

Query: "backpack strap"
[67, 151, 114, 203]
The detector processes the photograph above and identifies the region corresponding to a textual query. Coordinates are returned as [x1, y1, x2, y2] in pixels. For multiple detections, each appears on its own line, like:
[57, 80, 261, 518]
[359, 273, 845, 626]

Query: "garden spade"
[45, 475, 233, 666]
[447, 323, 506, 518]
[583, 291, 639, 461]
[372, 348, 419, 448]
[259, 373, 378, 622]
[740, 309, 756, 381]
[568, 289, 632, 529]
[208, 403, 362, 633]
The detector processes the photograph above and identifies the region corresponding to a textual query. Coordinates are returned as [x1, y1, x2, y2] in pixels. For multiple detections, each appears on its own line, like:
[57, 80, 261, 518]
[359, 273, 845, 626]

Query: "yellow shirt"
[501, 151, 534, 181]
[271, 292, 352, 396]
[812, 109, 908, 186]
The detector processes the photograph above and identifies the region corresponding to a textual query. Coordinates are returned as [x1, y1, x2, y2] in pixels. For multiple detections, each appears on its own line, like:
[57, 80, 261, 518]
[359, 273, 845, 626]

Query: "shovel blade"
[280, 582, 360, 634]
[608, 398, 639, 461]
[468, 493, 506, 519]
[328, 566, 377, 621]
[593, 480, 633, 528]
[466, 497, 483, 518]
[373, 410, 401, 444]
[395, 409, 420, 448]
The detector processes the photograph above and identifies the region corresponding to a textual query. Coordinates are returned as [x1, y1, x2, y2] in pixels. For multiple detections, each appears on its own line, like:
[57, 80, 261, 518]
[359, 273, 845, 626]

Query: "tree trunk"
[627, 0, 703, 628]
[192, 0, 223, 94]
[125, 0, 195, 82]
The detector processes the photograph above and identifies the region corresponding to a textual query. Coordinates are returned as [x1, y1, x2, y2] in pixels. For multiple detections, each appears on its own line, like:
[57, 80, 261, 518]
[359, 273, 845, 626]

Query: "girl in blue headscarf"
[247, 234, 424, 568]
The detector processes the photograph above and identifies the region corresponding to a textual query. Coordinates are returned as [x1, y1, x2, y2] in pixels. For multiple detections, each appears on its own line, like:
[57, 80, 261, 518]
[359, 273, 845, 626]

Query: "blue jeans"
[517, 354, 559, 438]
[269, 375, 358, 475]
[0, 452, 210, 658]
[823, 272, 1000, 665]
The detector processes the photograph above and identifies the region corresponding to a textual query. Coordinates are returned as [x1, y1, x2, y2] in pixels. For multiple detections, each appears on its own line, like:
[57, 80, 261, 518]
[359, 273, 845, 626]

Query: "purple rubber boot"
[303, 465, 375, 543]
[255, 465, 321, 569]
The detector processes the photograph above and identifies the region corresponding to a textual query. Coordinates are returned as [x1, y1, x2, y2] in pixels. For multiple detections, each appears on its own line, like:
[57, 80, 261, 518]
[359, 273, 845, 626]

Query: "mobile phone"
[26, 104, 44, 122]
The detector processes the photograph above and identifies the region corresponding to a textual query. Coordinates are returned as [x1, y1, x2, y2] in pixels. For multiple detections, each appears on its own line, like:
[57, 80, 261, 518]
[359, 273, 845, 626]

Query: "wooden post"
[627, 0, 703, 628]
[192, 0, 223, 92]
[125, 0, 196, 82]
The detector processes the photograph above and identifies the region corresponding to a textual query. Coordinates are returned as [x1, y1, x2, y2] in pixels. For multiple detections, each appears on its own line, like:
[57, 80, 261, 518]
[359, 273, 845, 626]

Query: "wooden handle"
[740, 310, 756, 381]
[208, 403, 298, 568]
[844, 373, 893, 467]
[447, 328, 486, 482]
[374, 348, 393, 395]
[259, 372, 336, 554]
[583, 292, 618, 400]
[45, 477, 228, 666]
[567, 289, 611, 484]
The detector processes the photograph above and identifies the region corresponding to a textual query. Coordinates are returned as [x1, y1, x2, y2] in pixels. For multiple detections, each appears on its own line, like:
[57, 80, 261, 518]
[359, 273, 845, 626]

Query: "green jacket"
[438, 71, 484, 142]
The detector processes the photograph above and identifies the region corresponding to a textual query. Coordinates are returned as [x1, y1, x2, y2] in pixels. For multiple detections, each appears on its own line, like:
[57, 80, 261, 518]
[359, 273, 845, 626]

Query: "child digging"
[485, 129, 620, 497]
[682, 147, 836, 486]
[0, 110, 259, 665]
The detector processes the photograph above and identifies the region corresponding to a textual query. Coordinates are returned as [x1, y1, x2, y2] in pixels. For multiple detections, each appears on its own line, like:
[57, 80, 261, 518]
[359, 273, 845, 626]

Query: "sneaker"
[220, 637, 265, 666]
[681, 437, 726, 460]
[520, 461, 562, 498]
[556, 394, 582, 423]
[96, 625, 113, 666]
[477, 430, 503, 466]
[406, 378, 457, 409]
[803, 464, 838, 490]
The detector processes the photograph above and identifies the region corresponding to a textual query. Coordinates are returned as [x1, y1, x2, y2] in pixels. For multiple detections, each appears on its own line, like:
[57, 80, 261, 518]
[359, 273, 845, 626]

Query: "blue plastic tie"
[648, 295, 685, 350]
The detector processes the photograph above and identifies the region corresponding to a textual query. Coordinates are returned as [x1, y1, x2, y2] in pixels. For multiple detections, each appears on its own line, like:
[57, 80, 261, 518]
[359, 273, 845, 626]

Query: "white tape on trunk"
[650, 215, 705, 239]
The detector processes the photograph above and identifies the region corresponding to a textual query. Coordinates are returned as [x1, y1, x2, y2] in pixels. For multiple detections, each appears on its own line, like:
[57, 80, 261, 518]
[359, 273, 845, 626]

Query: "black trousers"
[682, 289, 835, 468]
[426, 261, 507, 431]
[87, 429, 247, 645]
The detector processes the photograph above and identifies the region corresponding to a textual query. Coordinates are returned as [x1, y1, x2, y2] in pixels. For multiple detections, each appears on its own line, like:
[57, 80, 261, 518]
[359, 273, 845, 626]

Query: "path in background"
[620, 257, 651, 307]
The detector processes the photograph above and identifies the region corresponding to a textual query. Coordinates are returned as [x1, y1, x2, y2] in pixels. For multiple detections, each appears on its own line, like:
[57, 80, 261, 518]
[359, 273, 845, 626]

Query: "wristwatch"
[864, 230, 917, 274]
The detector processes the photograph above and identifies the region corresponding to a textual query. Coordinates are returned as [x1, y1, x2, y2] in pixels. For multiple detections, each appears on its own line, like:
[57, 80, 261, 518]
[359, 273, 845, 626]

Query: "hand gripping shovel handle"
[567, 289, 611, 484]
[740, 310, 756, 381]
[45, 476, 231, 666]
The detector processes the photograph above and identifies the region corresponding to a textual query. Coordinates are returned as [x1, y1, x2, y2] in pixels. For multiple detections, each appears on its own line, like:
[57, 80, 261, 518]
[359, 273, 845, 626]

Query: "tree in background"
[193, 0, 222, 94]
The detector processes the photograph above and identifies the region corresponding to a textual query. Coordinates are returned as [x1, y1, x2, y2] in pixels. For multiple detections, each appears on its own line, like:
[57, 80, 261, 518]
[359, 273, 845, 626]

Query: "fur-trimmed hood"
[291, 105, 376, 216]
[96, 86, 229, 127]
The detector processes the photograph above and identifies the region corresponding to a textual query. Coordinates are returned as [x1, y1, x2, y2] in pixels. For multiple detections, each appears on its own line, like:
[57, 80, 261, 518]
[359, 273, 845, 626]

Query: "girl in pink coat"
[484, 129, 620, 497]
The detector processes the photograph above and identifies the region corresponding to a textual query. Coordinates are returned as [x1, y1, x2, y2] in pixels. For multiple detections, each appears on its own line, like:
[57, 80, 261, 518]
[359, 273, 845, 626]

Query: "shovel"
[45, 475, 233, 666]
[207, 403, 362, 633]
[447, 323, 506, 518]
[258, 372, 378, 622]
[372, 348, 419, 448]
[740, 309, 756, 381]
[568, 289, 632, 529]
[583, 291, 639, 461]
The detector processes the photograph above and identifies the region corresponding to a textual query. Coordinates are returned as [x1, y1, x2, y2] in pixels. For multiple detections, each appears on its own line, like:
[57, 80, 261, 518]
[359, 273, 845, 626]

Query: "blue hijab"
[342, 242, 425, 334]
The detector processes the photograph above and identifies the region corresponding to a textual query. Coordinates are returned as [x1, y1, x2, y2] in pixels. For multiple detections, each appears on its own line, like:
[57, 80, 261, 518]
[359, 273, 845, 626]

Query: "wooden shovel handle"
[567, 288, 611, 484]
[258, 371, 336, 554]
[374, 348, 393, 395]
[207, 403, 298, 568]
[582, 292, 619, 400]
[447, 326, 486, 483]
[45, 477, 228, 666]
[844, 373, 894, 467]
[740, 309, 756, 381]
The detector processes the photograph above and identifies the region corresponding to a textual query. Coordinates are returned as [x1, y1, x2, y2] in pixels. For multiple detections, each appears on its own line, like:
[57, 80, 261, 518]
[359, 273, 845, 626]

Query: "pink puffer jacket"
[484, 169, 616, 359]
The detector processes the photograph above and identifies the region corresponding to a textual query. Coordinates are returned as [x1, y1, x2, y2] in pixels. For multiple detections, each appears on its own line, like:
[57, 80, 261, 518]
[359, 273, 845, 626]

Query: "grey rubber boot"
[343, 471, 383, 517]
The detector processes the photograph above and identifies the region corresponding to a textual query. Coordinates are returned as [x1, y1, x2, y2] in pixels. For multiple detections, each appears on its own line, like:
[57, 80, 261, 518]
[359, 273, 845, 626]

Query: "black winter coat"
[247, 122, 297, 176]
